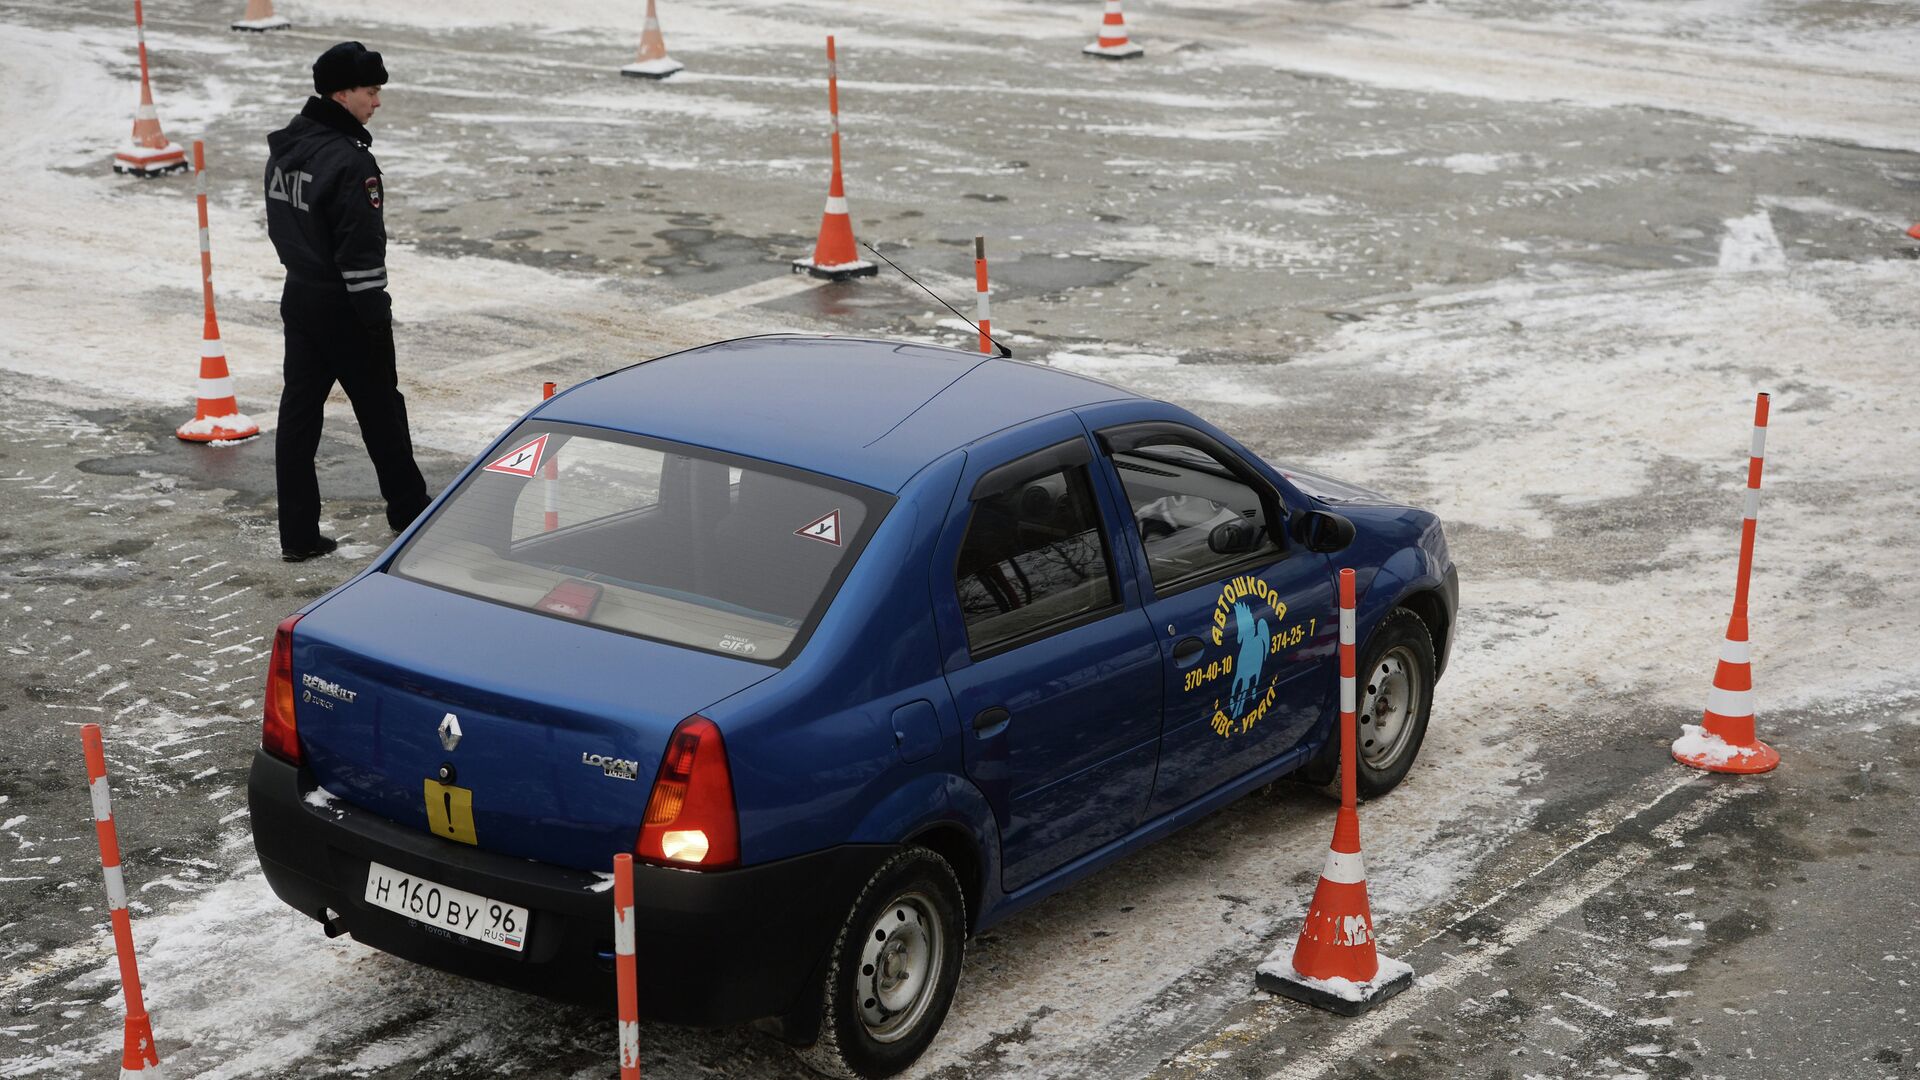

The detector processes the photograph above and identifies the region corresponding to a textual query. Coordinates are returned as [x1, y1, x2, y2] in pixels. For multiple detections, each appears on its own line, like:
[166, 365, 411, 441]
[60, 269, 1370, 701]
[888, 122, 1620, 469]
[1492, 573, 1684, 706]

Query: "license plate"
[363, 861, 529, 953]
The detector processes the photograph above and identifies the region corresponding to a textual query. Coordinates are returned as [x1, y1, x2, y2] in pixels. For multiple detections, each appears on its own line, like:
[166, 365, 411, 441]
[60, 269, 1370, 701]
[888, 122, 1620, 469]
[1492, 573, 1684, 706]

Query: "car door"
[930, 419, 1163, 892]
[1088, 415, 1335, 818]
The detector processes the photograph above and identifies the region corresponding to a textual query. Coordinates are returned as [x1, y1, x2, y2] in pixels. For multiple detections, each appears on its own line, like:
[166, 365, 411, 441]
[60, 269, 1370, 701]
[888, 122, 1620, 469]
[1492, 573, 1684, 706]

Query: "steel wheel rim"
[1359, 646, 1421, 770]
[855, 890, 944, 1043]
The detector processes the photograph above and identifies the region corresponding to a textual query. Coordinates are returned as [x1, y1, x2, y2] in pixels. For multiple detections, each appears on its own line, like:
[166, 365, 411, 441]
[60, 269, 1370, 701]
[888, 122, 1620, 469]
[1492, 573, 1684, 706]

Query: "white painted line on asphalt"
[1262, 775, 1747, 1080]
[659, 275, 827, 322]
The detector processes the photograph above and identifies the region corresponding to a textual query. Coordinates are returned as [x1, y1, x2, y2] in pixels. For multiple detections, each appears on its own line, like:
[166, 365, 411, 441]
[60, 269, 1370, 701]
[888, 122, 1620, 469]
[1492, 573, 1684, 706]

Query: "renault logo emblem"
[438, 712, 463, 752]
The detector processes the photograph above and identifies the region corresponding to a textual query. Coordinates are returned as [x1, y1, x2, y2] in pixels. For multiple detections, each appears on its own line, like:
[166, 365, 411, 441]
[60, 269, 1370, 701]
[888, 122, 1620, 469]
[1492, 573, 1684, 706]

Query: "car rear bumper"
[248, 748, 890, 1026]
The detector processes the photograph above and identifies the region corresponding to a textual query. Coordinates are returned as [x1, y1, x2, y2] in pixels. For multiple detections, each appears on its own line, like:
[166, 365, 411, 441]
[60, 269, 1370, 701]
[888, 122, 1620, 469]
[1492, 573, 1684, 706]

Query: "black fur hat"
[313, 41, 388, 96]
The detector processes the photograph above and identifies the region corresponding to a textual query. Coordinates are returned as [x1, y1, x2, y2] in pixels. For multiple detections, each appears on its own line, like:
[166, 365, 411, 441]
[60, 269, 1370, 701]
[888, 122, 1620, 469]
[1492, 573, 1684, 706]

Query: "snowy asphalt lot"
[3, 0, 1919, 1077]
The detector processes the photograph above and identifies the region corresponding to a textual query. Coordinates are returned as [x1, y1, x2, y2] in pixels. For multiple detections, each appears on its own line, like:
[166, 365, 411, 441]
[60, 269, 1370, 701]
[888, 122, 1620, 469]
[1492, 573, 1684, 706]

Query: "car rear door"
[1086, 412, 1336, 817]
[930, 415, 1163, 892]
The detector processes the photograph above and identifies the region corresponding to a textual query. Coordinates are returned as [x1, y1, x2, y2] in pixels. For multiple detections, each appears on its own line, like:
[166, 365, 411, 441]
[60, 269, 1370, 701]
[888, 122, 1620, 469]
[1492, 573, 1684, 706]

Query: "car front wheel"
[794, 846, 966, 1080]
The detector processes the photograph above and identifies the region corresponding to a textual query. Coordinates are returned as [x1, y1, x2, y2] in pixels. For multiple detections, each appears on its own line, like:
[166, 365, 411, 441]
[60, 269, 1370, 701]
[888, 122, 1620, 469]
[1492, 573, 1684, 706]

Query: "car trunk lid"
[291, 572, 773, 871]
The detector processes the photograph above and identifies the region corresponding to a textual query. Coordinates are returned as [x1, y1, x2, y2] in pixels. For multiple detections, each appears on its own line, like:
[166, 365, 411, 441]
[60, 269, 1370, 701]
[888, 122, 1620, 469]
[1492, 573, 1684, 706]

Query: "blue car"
[249, 335, 1457, 1078]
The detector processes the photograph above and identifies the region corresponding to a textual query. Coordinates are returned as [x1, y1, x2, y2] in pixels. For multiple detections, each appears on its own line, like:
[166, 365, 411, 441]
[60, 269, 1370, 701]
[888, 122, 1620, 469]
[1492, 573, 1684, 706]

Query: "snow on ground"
[3, 0, 1918, 1076]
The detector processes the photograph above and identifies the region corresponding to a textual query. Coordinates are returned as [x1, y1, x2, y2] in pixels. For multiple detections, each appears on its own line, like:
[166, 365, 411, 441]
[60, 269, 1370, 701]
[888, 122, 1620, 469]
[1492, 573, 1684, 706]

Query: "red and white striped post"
[613, 853, 640, 1079]
[81, 724, 166, 1077]
[540, 382, 559, 532]
[973, 236, 993, 355]
[114, 0, 187, 176]
[1673, 392, 1779, 773]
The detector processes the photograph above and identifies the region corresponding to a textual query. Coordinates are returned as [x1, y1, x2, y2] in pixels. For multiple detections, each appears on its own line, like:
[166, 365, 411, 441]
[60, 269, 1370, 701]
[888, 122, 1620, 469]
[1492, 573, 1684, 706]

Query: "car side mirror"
[1207, 518, 1262, 555]
[1291, 509, 1355, 553]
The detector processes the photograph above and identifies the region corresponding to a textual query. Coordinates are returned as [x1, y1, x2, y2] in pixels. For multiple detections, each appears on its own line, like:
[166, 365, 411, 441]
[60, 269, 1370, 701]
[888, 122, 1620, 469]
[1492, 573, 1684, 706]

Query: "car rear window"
[390, 423, 888, 664]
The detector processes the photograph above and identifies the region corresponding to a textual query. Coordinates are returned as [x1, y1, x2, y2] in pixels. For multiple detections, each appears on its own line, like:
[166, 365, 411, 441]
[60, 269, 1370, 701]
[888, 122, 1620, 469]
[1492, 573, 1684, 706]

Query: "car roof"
[539, 335, 1143, 492]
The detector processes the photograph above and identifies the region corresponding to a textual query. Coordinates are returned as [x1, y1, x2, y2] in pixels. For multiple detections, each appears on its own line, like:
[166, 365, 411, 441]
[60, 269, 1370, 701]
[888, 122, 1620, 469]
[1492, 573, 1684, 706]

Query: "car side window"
[954, 462, 1117, 655]
[1107, 437, 1280, 590]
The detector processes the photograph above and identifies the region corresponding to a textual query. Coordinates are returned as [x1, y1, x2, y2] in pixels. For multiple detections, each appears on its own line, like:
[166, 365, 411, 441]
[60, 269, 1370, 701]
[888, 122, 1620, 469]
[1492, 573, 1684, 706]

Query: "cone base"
[1257, 951, 1414, 1017]
[1672, 724, 1779, 774]
[1083, 41, 1145, 59]
[112, 145, 188, 177]
[792, 258, 878, 281]
[231, 16, 291, 30]
[177, 412, 261, 444]
[621, 57, 684, 78]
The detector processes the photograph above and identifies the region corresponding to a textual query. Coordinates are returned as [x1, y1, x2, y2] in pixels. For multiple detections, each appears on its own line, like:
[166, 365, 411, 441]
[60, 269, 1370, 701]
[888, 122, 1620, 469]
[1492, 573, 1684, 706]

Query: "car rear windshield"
[390, 423, 888, 664]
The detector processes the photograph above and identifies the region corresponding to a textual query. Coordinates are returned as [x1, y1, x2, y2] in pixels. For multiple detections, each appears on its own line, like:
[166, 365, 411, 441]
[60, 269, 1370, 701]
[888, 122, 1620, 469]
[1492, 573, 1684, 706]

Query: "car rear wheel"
[793, 847, 966, 1079]
[1294, 607, 1435, 798]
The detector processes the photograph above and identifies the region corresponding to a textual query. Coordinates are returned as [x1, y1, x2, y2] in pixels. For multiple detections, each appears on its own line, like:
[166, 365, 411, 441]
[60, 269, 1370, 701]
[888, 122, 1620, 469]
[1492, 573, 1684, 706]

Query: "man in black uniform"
[266, 42, 431, 562]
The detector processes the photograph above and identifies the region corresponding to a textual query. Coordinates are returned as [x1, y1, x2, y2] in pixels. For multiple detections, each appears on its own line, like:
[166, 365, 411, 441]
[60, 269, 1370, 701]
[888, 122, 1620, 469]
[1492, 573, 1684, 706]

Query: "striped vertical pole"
[827, 36, 841, 196]
[541, 382, 559, 532]
[1674, 392, 1779, 773]
[1337, 568, 1359, 813]
[974, 236, 993, 355]
[82, 724, 165, 1077]
[613, 853, 640, 1079]
[194, 142, 215, 314]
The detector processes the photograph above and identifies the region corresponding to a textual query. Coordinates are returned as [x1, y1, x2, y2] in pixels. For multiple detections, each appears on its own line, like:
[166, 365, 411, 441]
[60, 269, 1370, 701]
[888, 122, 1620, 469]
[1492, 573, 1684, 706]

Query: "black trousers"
[276, 283, 430, 548]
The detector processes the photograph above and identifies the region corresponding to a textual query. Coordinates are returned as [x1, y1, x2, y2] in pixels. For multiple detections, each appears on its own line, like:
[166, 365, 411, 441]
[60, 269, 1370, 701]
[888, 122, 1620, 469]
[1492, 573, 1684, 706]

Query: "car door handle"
[1172, 636, 1206, 667]
[972, 707, 1010, 737]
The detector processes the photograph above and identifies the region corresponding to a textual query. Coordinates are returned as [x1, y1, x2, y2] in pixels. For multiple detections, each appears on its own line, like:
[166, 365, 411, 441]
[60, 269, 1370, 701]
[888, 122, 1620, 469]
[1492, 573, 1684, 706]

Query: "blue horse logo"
[1229, 600, 1270, 718]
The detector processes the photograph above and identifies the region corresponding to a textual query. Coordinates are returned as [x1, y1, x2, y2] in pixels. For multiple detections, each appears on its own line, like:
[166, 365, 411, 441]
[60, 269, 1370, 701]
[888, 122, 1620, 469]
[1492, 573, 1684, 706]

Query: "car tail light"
[262, 613, 303, 764]
[637, 716, 738, 869]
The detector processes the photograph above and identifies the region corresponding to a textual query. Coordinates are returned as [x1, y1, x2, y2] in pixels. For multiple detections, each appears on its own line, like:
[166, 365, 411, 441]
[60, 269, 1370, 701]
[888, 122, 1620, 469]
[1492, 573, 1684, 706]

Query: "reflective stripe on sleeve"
[344, 279, 388, 293]
[340, 267, 387, 279]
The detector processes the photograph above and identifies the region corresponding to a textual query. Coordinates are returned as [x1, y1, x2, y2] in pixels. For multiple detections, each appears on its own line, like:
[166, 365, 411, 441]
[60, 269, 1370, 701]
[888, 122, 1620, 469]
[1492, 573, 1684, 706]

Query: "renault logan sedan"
[249, 334, 1457, 1078]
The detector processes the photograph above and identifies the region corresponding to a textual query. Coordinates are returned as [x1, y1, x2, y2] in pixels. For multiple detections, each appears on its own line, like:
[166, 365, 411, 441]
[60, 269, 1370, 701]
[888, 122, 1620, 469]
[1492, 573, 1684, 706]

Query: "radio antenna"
[862, 241, 1014, 358]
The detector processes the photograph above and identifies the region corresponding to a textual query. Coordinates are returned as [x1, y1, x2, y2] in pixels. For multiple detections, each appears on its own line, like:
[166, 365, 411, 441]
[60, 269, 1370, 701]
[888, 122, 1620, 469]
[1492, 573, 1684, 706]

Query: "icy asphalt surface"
[2, 0, 1918, 1077]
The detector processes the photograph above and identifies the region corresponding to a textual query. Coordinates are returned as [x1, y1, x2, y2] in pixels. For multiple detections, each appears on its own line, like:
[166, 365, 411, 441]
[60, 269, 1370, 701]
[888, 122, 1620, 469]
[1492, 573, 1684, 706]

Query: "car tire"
[792, 846, 967, 1080]
[1294, 608, 1435, 798]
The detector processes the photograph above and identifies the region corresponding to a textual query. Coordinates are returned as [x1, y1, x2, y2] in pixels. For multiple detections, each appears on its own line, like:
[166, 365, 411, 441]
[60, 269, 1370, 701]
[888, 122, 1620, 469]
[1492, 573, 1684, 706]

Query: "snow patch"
[1718, 211, 1786, 272]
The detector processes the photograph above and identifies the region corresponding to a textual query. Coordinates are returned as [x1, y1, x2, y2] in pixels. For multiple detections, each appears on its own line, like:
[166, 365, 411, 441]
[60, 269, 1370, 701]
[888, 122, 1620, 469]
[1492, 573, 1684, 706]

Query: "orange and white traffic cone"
[1256, 568, 1414, 1015]
[792, 36, 876, 281]
[1082, 0, 1145, 60]
[82, 725, 169, 1078]
[1908, 223, 1920, 241]
[114, 0, 187, 177]
[177, 142, 259, 443]
[230, 0, 289, 31]
[1673, 393, 1779, 774]
[620, 0, 683, 79]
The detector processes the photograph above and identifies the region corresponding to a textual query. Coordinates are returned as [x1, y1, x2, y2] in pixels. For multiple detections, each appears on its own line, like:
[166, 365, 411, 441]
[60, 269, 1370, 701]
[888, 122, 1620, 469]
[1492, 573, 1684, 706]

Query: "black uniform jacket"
[265, 96, 390, 330]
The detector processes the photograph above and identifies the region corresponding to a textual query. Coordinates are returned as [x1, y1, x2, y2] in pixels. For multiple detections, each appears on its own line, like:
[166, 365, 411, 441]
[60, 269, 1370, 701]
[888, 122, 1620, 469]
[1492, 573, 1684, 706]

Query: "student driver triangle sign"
[483, 434, 550, 478]
[795, 509, 843, 547]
